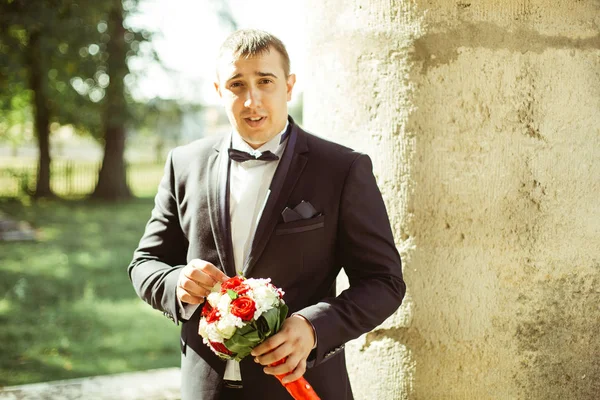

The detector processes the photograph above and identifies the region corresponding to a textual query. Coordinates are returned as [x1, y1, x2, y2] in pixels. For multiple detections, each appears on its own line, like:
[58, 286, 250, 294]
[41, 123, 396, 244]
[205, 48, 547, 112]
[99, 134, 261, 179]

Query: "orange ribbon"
[271, 358, 321, 400]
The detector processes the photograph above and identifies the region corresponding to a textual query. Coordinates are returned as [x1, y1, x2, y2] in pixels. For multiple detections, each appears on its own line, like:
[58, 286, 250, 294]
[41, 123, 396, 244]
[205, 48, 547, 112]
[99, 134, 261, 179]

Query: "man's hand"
[176, 259, 228, 305]
[251, 315, 316, 384]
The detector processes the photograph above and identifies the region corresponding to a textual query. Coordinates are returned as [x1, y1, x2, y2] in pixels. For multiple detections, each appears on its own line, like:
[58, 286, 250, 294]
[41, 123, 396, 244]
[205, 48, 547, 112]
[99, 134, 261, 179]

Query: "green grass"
[0, 197, 181, 387]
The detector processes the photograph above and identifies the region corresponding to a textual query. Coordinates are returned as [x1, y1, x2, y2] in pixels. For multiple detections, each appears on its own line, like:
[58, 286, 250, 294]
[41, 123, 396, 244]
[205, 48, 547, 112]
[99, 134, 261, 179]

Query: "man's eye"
[230, 82, 243, 88]
[259, 79, 273, 84]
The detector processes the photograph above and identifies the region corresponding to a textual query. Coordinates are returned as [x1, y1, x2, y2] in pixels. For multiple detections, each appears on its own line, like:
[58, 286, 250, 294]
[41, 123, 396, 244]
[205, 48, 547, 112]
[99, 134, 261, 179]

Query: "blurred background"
[0, 0, 305, 200]
[0, 0, 304, 387]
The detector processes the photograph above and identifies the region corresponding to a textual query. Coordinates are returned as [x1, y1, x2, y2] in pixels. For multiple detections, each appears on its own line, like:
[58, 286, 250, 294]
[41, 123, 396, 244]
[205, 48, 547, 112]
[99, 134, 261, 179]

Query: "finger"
[176, 287, 204, 304]
[179, 278, 210, 298]
[179, 267, 213, 293]
[281, 359, 307, 384]
[262, 353, 299, 376]
[185, 262, 219, 286]
[255, 342, 294, 367]
[199, 262, 229, 283]
[251, 332, 286, 357]
[188, 260, 228, 284]
[183, 268, 217, 289]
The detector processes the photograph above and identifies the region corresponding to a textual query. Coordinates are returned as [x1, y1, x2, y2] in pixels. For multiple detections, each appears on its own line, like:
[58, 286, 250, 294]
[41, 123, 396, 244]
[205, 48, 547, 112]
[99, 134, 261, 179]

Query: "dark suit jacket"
[128, 118, 405, 400]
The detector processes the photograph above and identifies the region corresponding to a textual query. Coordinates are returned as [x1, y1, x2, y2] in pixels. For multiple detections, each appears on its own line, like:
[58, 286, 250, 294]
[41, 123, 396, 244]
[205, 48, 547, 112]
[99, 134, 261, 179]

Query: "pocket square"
[281, 207, 303, 223]
[282, 200, 320, 223]
[294, 200, 319, 219]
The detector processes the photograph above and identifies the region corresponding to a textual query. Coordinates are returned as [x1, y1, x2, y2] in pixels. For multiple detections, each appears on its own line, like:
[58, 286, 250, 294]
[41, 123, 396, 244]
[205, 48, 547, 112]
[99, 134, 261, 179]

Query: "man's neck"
[233, 121, 289, 151]
[246, 140, 266, 150]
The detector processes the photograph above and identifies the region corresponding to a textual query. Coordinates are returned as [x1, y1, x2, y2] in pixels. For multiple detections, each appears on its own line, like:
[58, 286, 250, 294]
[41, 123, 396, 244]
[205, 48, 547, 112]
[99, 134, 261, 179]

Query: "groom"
[128, 29, 405, 400]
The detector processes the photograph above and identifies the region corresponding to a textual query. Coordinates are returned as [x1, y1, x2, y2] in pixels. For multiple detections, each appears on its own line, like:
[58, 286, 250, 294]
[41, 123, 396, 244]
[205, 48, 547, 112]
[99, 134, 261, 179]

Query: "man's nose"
[244, 87, 261, 108]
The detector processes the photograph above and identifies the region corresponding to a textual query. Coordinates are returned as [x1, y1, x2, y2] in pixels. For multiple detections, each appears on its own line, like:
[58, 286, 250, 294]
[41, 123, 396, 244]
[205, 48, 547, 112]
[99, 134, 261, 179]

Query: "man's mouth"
[244, 116, 266, 128]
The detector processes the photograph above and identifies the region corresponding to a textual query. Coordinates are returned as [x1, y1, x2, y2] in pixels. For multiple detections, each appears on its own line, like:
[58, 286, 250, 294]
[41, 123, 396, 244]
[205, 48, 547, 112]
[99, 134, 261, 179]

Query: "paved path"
[0, 368, 181, 400]
[0, 211, 36, 241]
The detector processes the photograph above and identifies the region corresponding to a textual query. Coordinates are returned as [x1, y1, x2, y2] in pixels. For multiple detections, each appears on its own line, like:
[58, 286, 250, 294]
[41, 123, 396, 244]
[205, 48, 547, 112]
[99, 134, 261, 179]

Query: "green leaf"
[223, 324, 268, 361]
[220, 305, 289, 362]
[226, 328, 261, 348]
[241, 330, 261, 343]
[256, 316, 270, 339]
[260, 308, 279, 336]
[276, 304, 289, 333]
[235, 323, 254, 336]
[233, 347, 253, 361]
[227, 289, 238, 300]
[225, 334, 260, 355]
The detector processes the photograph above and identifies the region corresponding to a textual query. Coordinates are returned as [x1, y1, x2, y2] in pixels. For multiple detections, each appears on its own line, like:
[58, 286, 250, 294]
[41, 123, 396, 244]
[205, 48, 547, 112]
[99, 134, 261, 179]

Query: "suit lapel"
[243, 122, 309, 276]
[207, 134, 236, 277]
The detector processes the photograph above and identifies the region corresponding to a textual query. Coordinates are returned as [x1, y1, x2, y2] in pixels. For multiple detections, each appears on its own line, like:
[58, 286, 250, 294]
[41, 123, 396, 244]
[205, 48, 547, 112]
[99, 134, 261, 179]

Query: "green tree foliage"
[1, 1, 104, 197]
[0, 0, 154, 199]
[0, 91, 32, 156]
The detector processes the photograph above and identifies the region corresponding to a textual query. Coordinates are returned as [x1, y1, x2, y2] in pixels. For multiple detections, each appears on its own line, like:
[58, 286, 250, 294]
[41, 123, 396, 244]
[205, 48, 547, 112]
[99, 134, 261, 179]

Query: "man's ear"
[286, 73, 296, 102]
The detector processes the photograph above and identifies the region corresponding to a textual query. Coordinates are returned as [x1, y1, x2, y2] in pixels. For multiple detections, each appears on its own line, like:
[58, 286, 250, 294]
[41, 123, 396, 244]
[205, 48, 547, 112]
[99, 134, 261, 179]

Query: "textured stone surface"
[0, 368, 180, 400]
[305, 0, 600, 399]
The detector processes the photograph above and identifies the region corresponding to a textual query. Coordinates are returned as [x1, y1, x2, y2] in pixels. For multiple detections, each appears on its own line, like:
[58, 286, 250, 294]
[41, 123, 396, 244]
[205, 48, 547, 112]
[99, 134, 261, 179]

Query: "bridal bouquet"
[198, 276, 320, 400]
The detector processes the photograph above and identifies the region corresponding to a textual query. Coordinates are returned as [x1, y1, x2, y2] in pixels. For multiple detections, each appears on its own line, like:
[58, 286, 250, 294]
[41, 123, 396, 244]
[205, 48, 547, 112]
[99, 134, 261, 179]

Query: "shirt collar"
[231, 121, 289, 157]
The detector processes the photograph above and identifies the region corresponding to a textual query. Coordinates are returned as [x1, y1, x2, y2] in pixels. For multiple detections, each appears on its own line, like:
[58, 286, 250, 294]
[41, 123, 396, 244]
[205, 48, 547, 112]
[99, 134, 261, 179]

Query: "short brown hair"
[218, 29, 291, 77]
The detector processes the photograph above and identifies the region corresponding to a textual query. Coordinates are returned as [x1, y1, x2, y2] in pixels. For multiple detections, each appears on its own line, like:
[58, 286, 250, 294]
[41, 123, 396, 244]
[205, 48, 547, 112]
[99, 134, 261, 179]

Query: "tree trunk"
[92, 2, 132, 200]
[28, 31, 54, 198]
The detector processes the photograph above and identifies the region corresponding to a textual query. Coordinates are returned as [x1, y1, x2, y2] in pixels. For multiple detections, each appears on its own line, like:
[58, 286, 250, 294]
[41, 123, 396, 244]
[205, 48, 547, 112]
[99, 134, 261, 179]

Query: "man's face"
[214, 48, 296, 149]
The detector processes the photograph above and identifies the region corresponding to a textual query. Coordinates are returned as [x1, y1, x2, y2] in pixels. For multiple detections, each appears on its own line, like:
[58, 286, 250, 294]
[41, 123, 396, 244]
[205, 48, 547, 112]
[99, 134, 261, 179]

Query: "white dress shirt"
[179, 122, 289, 382]
[225, 123, 288, 380]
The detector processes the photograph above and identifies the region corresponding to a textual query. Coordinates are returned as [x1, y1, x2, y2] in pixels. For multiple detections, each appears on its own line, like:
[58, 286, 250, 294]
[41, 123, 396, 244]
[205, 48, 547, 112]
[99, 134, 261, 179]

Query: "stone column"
[303, 1, 600, 399]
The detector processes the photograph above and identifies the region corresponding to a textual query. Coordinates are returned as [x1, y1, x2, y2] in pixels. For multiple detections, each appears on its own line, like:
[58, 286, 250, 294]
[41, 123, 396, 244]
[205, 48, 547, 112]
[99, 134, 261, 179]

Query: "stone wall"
[303, 1, 600, 399]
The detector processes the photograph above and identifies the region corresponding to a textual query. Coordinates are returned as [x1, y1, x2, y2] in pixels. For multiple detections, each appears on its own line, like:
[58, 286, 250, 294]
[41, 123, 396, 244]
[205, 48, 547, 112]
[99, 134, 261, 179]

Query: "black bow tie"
[228, 148, 279, 163]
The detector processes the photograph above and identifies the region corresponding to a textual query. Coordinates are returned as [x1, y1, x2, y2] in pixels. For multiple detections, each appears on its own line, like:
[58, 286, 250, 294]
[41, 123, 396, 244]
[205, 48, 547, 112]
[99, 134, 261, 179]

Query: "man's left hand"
[251, 315, 316, 384]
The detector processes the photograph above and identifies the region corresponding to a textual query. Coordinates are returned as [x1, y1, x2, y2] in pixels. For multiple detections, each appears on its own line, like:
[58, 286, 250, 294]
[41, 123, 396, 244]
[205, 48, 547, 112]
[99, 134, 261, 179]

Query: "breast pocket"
[275, 215, 325, 236]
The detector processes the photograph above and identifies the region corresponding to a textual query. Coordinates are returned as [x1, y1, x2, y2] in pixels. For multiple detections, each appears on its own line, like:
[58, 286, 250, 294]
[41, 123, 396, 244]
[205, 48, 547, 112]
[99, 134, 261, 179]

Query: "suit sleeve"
[127, 150, 189, 325]
[296, 153, 405, 367]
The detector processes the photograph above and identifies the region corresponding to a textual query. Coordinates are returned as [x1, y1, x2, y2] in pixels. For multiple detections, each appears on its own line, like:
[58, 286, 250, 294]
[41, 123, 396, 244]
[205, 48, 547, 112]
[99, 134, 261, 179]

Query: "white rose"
[198, 318, 209, 338]
[217, 293, 232, 314]
[216, 317, 237, 339]
[203, 321, 222, 343]
[246, 278, 271, 290]
[252, 284, 279, 308]
[207, 292, 221, 308]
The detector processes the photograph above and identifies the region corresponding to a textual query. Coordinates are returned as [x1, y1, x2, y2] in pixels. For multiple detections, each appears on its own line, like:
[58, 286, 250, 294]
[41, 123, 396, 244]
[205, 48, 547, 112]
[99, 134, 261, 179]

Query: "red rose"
[210, 341, 233, 356]
[201, 301, 213, 317]
[230, 296, 256, 321]
[221, 276, 245, 293]
[206, 308, 220, 323]
[233, 285, 250, 295]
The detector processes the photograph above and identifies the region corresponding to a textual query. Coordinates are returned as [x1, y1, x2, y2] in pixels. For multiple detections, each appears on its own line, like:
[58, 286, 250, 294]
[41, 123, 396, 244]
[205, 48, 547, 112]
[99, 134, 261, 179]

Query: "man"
[128, 29, 405, 400]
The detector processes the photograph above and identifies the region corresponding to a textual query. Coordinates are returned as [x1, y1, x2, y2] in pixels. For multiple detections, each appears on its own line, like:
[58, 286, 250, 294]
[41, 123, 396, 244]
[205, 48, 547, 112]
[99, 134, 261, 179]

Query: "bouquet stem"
[271, 359, 321, 400]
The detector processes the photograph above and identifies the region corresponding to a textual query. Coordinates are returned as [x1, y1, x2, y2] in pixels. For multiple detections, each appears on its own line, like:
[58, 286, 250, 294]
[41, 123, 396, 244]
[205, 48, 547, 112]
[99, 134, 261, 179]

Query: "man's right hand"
[176, 259, 229, 305]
